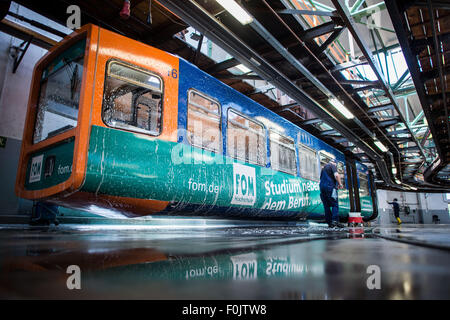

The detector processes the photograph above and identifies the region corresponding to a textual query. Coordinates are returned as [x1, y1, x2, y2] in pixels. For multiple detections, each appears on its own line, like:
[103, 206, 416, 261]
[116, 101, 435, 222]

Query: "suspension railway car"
[15, 24, 376, 221]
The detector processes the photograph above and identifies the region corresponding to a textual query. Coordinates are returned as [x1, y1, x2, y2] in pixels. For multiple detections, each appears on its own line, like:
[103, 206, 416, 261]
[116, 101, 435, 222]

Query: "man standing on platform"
[320, 158, 344, 228]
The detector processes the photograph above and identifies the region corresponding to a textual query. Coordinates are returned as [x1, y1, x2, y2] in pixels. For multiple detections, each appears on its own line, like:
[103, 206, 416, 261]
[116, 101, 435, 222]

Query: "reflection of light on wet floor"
[73, 224, 237, 231]
[0, 224, 449, 299]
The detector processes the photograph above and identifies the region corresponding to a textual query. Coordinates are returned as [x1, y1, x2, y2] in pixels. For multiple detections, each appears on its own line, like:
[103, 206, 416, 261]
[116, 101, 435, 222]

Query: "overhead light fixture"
[374, 139, 388, 152]
[394, 178, 402, 184]
[236, 64, 251, 73]
[409, 186, 417, 191]
[328, 98, 355, 119]
[215, 0, 253, 25]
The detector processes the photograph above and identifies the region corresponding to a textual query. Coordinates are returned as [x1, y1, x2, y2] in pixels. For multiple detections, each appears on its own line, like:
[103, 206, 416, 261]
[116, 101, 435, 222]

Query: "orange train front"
[15, 24, 376, 221]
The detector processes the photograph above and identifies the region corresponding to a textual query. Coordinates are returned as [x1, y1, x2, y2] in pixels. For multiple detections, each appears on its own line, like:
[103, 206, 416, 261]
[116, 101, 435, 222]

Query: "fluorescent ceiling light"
[215, 0, 253, 25]
[394, 179, 401, 184]
[235, 64, 251, 73]
[374, 139, 388, 152]
[328, 98, 354, 119]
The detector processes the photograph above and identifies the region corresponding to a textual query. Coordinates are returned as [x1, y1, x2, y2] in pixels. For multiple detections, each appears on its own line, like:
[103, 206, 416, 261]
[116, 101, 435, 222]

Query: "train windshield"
[33, 39, 86, 144]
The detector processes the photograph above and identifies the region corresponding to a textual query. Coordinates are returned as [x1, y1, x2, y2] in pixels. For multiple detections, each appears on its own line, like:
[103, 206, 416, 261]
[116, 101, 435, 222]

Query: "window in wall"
[227, 110, 266, 166]
[102, 61, 163, 135]
[298, 144, 319, 181]
[269, 131, 296, 175]
[187, 89, 221, 152]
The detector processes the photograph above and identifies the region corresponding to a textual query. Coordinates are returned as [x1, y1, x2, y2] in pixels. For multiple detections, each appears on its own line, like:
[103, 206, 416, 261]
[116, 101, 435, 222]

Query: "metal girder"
[277, 9, 338, 17]
[192, 33, 203, 65]
[385, 0, 450, 186]
[330, 58, 368, 72]
[319, 129, 339, 136]
[420, 64, 450, 82]
[400, 146, 421, 152]
[340, 79, 379, 86]
[413, 1, 450, 10]
[332, 0, 426, 161]
[389, 136, 411, 142]
[247, 18, 334, 97]
[421, 129, 431, 147]
[300, 21, 337, 40]
[367, 104, 394, 113]
[157, 0, 400, 186]
[351, 84, 380, 92]
[333, 137, 348, 143]
[0, 18, 56, 50]
[12, 35, 32, 73]
[247, 7, 376, 141]
[411, 32, 450, 55]
[427, 0, 449, 144]
[312, 27, 344, 55]
[302, 118, 323, 125]
[6, 10, 67, 38]
[410, 111, 424, 126]
[216, 74, 261, 80]
[351, 1, 386, 20]
[378, 118, 400, 127]
[205, 58, 239, 73]
[386, 129, 410, 136]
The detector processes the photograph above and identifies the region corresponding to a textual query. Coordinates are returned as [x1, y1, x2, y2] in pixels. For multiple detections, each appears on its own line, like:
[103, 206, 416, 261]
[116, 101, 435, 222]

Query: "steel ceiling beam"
[158, 0, 395, 185]
[205, 58, 239, 73]
[300, 21, 337, 40]
[312, 27, 344, 55]
[367, 104, 394, 113]
[331, 59, 367, 72]
[277, 8, 338, 17]
[331, 0, 427, 165]
[385, 0, 449, 186]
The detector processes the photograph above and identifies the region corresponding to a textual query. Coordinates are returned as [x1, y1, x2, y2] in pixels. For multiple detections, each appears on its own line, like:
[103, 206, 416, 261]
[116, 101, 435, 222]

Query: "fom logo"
[230, 253, 258, 280]
[231, 163, 256, 206]
[29, 155, 44, 183]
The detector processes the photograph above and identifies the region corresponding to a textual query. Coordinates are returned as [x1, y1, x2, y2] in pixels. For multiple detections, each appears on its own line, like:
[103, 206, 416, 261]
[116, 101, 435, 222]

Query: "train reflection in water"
[3, 224, 447, 300]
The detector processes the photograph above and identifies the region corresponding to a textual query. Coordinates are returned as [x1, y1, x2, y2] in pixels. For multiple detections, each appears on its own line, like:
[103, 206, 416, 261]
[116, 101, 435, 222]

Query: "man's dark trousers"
[320, 186, 339, 226]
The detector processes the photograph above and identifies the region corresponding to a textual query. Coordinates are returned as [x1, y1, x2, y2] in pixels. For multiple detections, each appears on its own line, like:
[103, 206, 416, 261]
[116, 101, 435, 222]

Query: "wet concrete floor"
[0, 222, 449, 299]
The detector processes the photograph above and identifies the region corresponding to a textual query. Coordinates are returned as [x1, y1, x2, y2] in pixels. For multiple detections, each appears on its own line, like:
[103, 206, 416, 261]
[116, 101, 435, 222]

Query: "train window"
[269, 131, 296, 175]
[33, 38, 86, 144]
[227, 110, 266, 166]
[337, 161, 346, 188]
[298, 144, 319, 181]
[319, 152, 335, 170]
[358, 172, 369, 197]
[187, 90, 221, 152]
[102, 61, 163, 136]
[337, 162, 344, 175]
